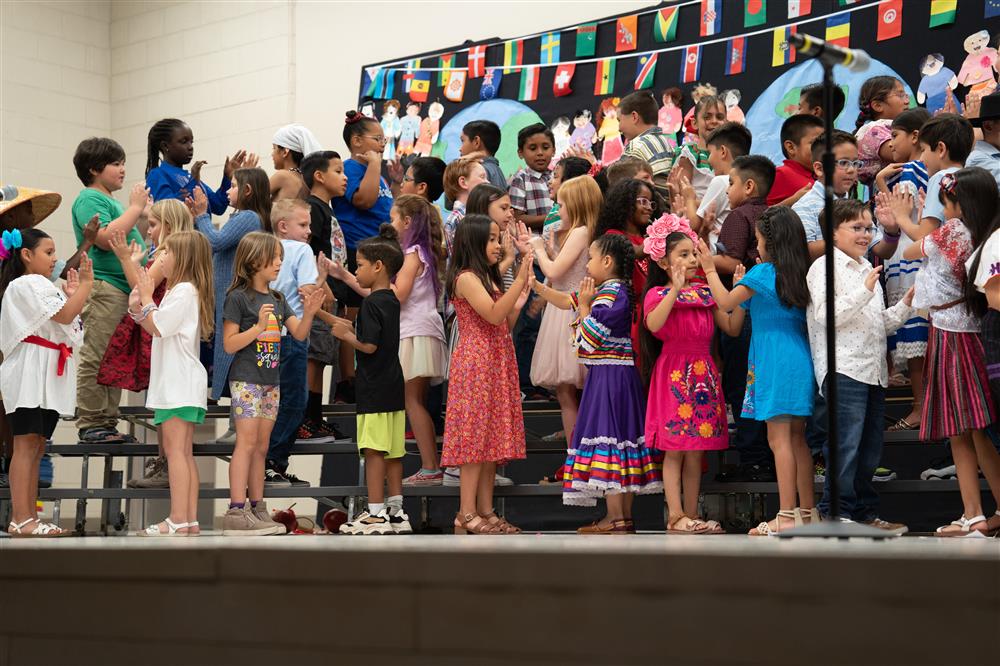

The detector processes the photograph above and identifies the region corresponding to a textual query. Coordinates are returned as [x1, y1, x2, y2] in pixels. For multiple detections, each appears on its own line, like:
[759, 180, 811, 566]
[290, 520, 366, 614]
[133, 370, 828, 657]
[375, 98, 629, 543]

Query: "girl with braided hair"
[697, 206, 815, 536]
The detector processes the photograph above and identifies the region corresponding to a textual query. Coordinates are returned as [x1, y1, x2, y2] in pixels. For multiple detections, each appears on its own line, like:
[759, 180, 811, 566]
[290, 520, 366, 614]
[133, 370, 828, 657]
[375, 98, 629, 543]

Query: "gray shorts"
[308, 317, 338, 366]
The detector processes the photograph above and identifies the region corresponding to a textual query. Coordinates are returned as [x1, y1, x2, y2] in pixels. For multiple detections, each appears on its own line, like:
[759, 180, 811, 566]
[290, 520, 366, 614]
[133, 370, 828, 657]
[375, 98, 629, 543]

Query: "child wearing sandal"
[640, 217, 745, 535]
[697, 207, 816, 536]
[221, 232, 324, 536]
[133, 231, 214, 536]
[1, 229, 92, 537]
[532, 233, 662, 533]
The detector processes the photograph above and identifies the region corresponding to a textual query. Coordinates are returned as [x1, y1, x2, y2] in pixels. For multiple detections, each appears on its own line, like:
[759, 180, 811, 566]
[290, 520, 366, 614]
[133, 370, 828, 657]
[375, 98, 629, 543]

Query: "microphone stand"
[778, 56, 893, 539]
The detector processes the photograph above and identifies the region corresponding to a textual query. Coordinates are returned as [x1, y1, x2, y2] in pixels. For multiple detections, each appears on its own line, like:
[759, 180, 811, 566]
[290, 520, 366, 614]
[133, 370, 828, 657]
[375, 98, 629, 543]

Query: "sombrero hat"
[0, 185, 61, 228]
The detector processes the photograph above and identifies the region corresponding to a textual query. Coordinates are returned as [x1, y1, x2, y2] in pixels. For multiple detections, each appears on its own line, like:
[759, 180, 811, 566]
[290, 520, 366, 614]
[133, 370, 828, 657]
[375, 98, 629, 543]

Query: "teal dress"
[739, 263, 814, 421]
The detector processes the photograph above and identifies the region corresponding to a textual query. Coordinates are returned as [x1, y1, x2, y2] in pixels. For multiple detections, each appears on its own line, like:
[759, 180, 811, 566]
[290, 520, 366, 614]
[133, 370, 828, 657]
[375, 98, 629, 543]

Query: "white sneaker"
[921, 463, 957, 480]
[388, 508, 413, 534]
[443, 467, 461, 486]
[494, 472, 514, 486]
[216, 427, 236, 445]
[341, 509, 393, 535]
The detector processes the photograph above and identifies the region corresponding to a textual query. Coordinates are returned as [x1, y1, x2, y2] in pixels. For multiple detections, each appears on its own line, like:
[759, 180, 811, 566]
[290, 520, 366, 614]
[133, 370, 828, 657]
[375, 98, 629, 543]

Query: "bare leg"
[405, 377, 439, 471]
[229, 419, 258, 505]
[605, 493, 625, 522]
[30, 438, 44, 519]
[554, 384, 579, 441]
[682, 451, 704, 518]
[758, 420, 797, 532]
[158, 418, 192, 533]
[364, 450, 387, 504]
[458, 463, 482, 517]
[477, 461, 497, 516]
[623, 490, 634, 520]
[339, 307, 358, 381]
[904, 357, 925, 426]
[947, 432, 985, 531]
[247, 418, 276, 502]
[662, 451, 685, 525]
[186, 442, 200, 531]
[386, 458, 403, 498]
[790, 418, 814, 510]
[9, 435, 43, 524]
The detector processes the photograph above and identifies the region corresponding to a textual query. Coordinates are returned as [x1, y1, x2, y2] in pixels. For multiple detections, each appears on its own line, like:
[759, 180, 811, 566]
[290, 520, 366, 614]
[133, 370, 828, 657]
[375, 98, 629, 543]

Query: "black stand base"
[777, 519, 899, 539]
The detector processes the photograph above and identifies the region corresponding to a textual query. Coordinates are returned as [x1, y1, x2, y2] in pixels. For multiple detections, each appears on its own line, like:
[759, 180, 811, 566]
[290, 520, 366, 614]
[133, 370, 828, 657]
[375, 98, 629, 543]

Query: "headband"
[642, 213, 698, 262]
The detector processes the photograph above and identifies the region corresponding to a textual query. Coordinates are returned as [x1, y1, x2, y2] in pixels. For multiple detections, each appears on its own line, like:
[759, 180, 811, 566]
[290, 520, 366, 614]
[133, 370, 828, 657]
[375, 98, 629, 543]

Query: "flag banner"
[445, 70, 467, 102]
[402, 59, 421, 93]
[438, 53, 454, 86]
[929, 0, 957, 27]
[366, 68, 394, 98]
[576, 23, 597, 57]
[825, 13, 850, 47]
[616, 15, 638, 52]
[553, 63, 575, 96]
[772, 25, 797, 66]
[540, 32, 561, 65]
[787, 0, 811, 19]
[700, 0, 722, 37]
[654, 7, 678, 42]
[479, 67, 502, 100]
[877, 0, 902, 41]
[594, 58, 616, 95]
[726, 37, 747, 75]
[467, 45, 486, 78]
[681, 45, 701, 83]
[635, 53, 658, 89]
[409, 70, 430, 102]
[503, 39, 523, 73]
[745, 0, 767, 28]
[838, 0, 858, 5]
[518, 66, 539, 101]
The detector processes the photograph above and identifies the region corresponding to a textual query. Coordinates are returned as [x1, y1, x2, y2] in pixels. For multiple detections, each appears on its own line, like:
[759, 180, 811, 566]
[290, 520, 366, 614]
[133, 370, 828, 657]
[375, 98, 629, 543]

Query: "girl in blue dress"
[697, 206, 815, 535]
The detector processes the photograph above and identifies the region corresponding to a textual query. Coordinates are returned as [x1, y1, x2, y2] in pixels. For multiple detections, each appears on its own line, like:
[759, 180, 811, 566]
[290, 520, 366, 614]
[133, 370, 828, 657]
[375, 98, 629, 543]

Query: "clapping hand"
[136, 266, 155, 303]
[902, 286, 915, 307]
[864, 265, 883, 292]
[185, 186, 209, 217]
[695, 238, 716, 272]
[63, 268, 79, 298]
[256, 303, 275, 332]
[191, 160, 207, 182]
[733, 262, 746, 284]
[669, 260, 687, 290]
[302, 286, 325, 315]
[513, 221, 532, 255]
[577, 276, 596, 309]
[82, 214, 100, 246]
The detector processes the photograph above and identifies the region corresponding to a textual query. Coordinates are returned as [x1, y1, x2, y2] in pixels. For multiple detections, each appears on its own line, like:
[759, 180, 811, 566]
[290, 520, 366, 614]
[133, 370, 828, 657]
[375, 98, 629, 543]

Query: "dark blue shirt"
[146, 162, 231, 216]
[332, 158, 393, 249]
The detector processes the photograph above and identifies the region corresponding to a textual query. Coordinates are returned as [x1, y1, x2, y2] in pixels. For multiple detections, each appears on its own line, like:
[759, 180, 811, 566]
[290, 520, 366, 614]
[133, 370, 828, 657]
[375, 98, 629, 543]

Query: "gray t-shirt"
[222, 287, 294, 386]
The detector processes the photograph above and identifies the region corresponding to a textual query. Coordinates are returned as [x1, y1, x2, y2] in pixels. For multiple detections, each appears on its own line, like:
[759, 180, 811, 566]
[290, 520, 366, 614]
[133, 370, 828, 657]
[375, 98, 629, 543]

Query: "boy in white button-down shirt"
[806, 199, 914, 533]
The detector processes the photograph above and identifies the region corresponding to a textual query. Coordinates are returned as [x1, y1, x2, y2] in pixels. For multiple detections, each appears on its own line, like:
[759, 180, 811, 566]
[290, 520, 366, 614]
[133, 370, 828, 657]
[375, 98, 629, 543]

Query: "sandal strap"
[33, 521, 63, 535]
[164, 518, 189, 531]
[9, 518, 36, 533]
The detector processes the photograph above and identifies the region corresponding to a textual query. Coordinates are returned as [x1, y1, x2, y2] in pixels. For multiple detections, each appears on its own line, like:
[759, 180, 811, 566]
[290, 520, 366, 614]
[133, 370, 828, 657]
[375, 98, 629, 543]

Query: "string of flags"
[365, 0, 989, 104]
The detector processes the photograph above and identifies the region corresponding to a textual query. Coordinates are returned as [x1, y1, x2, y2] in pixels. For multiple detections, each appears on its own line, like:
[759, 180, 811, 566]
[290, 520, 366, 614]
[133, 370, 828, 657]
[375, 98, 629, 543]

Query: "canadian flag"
[553, 63, 575, 97]
[467, 45, 486, 78]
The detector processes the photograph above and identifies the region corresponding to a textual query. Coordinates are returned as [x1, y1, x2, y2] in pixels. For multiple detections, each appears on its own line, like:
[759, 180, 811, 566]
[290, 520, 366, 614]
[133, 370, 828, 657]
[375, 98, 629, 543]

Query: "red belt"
[23, 335, 73, 376]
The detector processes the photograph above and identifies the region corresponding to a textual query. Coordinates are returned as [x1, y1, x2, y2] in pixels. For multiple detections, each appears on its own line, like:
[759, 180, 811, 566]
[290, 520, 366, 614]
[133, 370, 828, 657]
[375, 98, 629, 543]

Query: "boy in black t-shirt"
[331, 225, 408, 535]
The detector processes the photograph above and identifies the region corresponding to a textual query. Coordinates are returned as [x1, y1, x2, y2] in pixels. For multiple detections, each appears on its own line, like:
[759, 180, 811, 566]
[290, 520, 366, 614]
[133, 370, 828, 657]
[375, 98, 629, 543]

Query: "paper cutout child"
[551, 116, 571, 160]
[398, 102, 422, 155]
[683, 82, 717, 144]
[570, 109, 596, 152]
[957, 30, 998, 96]
[380, 100, 402, 161]
[414, 101, 443, 156]
[722, 89, 745, 124]
[658, 87, 683, 150]
[360, 98, 376, 119]
[595, 97, 624, 164]
[917, 54, 959, 115]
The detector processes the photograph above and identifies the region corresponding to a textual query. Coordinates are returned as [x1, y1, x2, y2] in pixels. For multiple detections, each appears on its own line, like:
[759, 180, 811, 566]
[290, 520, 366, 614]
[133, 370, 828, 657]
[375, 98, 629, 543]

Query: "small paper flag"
[518, 66, 538, 102]
[838, 0, 858, 5]
[503, 39, 523, 73]
[726, 37, 747, 76]
[576, 23, 597, 57]
[680, 45, 701, 84]
[635, 53, 658, 90]
[772, 25, 797, 67]
[444, 70, 467, 102]
[654, 7, 678, 42]
[787, 0, 811, 18]
[700, 0, 722, 37]
[825, 13, 850, 47]
[877, 0, 902, 41]
[988, 0, 1000, 20]
[467, 45, 486, 79]
[745, 0, 767, 28]
[540, 32, 561, 65]
[616, 15, 638, 53]
[438, 53, 454, 87]
[929, 0, 957, 27]
[408, 71, 430, 102]
[553, 63, 575, 97]
[402, 59, 421, 94]
[480, 68, 502, 100]
[366, 68, 394, 98]
[594, 58, 616, 95]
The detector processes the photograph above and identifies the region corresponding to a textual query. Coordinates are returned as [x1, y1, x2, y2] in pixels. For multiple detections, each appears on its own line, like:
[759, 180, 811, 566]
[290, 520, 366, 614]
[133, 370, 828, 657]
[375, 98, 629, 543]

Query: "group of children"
[2, 75, 1000, 538]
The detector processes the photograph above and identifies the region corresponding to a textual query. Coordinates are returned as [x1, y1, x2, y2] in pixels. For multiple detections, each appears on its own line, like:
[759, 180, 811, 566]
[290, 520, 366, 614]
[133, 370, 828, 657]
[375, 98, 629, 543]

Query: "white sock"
[368, 503, 385, 517]
[387, 495, 403, 514]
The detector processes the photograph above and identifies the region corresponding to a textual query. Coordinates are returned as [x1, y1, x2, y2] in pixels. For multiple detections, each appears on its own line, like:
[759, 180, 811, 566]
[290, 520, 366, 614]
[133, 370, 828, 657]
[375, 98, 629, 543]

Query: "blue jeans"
[818, 373, 885, 521]
[513, 266, 545, 391]
[267, 335, 308, 471]
[720, 315, 770, 466]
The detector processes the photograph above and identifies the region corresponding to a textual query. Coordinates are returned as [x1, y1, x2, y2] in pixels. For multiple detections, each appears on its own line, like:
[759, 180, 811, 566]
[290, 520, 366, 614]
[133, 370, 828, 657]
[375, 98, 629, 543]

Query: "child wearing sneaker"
[332, 225, 410, 535]
[221, 232, 324, 535]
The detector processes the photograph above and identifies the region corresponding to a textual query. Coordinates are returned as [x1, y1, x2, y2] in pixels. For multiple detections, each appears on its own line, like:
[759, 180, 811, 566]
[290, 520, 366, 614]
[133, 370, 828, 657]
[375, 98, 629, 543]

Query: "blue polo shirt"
[332, 158, 393, 249]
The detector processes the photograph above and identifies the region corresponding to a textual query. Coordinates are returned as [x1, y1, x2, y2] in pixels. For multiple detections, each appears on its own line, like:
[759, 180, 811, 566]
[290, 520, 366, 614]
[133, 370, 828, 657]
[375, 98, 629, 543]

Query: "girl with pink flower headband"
[640, 215, 746, 534]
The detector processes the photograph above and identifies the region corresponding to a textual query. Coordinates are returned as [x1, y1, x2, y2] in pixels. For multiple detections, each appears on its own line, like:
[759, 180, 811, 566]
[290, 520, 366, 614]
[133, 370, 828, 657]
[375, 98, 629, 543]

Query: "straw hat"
[0, 185, 62, 229]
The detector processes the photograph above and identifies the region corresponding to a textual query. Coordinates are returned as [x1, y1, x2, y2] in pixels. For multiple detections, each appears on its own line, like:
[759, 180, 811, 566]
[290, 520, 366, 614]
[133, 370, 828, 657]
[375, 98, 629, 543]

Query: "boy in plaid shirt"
[509, 123, 555, 230]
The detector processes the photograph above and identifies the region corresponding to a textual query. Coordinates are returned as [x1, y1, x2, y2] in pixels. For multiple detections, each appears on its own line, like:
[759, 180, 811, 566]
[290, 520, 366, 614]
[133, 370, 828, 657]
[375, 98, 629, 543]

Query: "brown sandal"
[887, 417, 918, 432]
[482, 511, 522, 534]
[666, 515, 712, 534]
[453, 512, 501, 535]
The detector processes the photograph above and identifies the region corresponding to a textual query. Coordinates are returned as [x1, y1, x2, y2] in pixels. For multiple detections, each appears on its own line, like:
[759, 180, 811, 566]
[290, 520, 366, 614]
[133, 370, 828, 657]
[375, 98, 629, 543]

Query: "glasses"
[847, 224, 875, 235]
[402, 175, 414, 182]
[364, 135, 387, 144]
[887, 89, 910, 100]
[636, 197, 653, 208]
[835, 159, 864, 170]
[940, 172, 957, 195]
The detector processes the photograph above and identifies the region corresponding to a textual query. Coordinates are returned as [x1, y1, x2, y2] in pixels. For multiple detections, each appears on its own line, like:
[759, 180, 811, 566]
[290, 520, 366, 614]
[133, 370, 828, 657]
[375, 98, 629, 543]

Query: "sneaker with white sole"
[872, 466, 897, 482]
[921, 457, 957, 480]
[494, 472, 513, 486]
[216, 427, 237, 445]
[341, 509, 393, 535]
[389, 508, 413, 534]
[222, 506, 282, 536]
[264, 466, 292, 488]
[403, 469, 444, 486]
[128, 456, 169, 489]
[251, 500, 287, 535]
[863, 517, 908, 535]
[443, 467, 461, 486]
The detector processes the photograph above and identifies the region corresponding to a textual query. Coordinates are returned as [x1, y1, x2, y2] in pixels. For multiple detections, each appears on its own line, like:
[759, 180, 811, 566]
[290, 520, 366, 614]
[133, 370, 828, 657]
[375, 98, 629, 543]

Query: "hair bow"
[642, 213, 698, 262]
[0, 229, 22, 260]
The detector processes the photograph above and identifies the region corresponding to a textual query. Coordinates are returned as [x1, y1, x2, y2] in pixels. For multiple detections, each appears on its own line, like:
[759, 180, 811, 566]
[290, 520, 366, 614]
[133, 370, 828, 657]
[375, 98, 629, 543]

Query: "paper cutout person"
[414, 101, 443, 156]
[397, 102, 421, 156]
[957, 30, 998, 96]
[381, 100, 402, 161]
[917, 54, 959, 115]
[658, 87, 683, 149]
[360, 98, 376, 119]
[551, 116, 571, 160]
[570, 109, 596, 152]
[596, 97, 624, 164]
[722, 89, 745, 124]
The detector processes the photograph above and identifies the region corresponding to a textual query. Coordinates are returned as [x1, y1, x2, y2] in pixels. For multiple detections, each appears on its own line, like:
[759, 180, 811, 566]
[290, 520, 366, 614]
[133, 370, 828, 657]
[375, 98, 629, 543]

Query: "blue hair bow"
[0, 229, 21, 260]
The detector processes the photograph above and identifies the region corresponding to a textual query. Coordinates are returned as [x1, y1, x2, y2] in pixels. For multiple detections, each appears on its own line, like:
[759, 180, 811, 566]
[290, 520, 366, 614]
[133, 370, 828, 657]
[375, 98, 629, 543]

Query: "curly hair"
[592, 232, 637, 326]
[596, 178, 651, 238]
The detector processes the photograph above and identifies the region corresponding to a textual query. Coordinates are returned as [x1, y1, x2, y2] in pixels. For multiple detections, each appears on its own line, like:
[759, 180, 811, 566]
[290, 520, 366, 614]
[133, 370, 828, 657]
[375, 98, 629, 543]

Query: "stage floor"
[1, 534, 997, 666]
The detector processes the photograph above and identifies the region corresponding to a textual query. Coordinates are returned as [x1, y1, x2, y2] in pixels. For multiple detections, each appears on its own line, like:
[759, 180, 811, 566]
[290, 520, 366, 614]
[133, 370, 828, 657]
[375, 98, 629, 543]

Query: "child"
[805, 200, 913, 533]
[299, 150, 349, 439]
[619, 91, 676, 188]
[767, 114, 824, 206]
[670, 95, 727, 199]
[332, 226, 412, 535]
[509, 123, 555, 230]
[399, 156, 446, 202]
[904, 169, 1000, 536]
[641, 218, 745, 534]
[265, 199, 323, 486]
[145, 117, 252, 212]
[966, 91, 1000, 189]
[715, 156, 775, 276]
[442, 215, 533, 534]
[71, 137, 149, 444]
[531, 233, 661, 531]
[698, 206, 816, 535]
[460, 120, 507, 189]
[527, 176, 600, 449]
[467, 183, 530, 293]
[542, 156, 591, 233]
[190, 167, 270, 405]
[791, 131, 862, 260]
[874, 108, 931, 432]
[221, 232, 324, 535]
[604, 156, 655, 190]
[1, 230, 91, 537]
[443, 157, 488, 251]
[854, 76, 910, 186]
[798, 83, 847, 121]
[133, 231, 214, 536]
[679, 122, 751, 246]
[270, 123, 321, 201]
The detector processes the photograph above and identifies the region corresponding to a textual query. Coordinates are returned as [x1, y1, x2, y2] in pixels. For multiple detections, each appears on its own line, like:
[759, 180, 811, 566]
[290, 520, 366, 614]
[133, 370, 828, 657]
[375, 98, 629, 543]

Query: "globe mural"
[432, 99, 544, 179]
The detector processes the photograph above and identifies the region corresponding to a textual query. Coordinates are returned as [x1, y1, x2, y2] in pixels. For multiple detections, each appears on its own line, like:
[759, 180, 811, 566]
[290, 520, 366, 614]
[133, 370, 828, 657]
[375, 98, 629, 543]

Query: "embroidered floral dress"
[644, 282, 728, 451]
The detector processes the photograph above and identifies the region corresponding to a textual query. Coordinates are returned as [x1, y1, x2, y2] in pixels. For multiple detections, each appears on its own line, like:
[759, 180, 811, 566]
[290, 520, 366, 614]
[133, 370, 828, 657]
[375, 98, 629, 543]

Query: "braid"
[147, 118, 185, 175]
[593, 233, 636, 323]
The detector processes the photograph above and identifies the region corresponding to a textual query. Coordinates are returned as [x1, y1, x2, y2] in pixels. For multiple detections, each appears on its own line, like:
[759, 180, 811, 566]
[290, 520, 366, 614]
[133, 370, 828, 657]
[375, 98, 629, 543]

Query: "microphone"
[0, 184, 18, 202]
[789, 33, 870, 72]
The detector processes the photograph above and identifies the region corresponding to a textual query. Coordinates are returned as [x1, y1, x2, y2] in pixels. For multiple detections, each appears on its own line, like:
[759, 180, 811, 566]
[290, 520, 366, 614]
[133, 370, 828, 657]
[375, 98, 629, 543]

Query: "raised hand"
[78, 253, 93, 285]
[578, 276, 596, 309]
[864, 265, 883, 292]
[515, 252, 534, 284]
[902, 285, 915, 307]
[185, 186, 209, 217]
[129, 182, 150, 210]
[888, 185, 914, 223]
[63, 268, 79, 298]
[733, 262, 746, 284]
[316, 252, 330, 281]
[566, 143, 597, 164]
[302, 286, 325, 314]
[513, 221, 532, 255]
[515, 278, 532, 311]
[82, 214, 100, 245]
[501, 229, 514, 259]
[669, 260, 687, 289]
[362, 150, 382, 166]
[108, 229, 130, 260]
[190, 160, 207, 182]
[695, 238, 716, 272]
[386, 159, 404, 184]
[331, 318, 354, 340]
[256, 303, 275, 331]
[136, 265, 155, 302]
[224, 150, 247, 179]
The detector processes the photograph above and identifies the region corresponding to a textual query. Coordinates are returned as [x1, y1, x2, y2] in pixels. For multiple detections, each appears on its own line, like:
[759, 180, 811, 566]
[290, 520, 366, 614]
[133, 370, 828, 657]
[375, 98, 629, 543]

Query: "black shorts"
[10, 407, 59, 439]
[331, 248, 363, 308]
